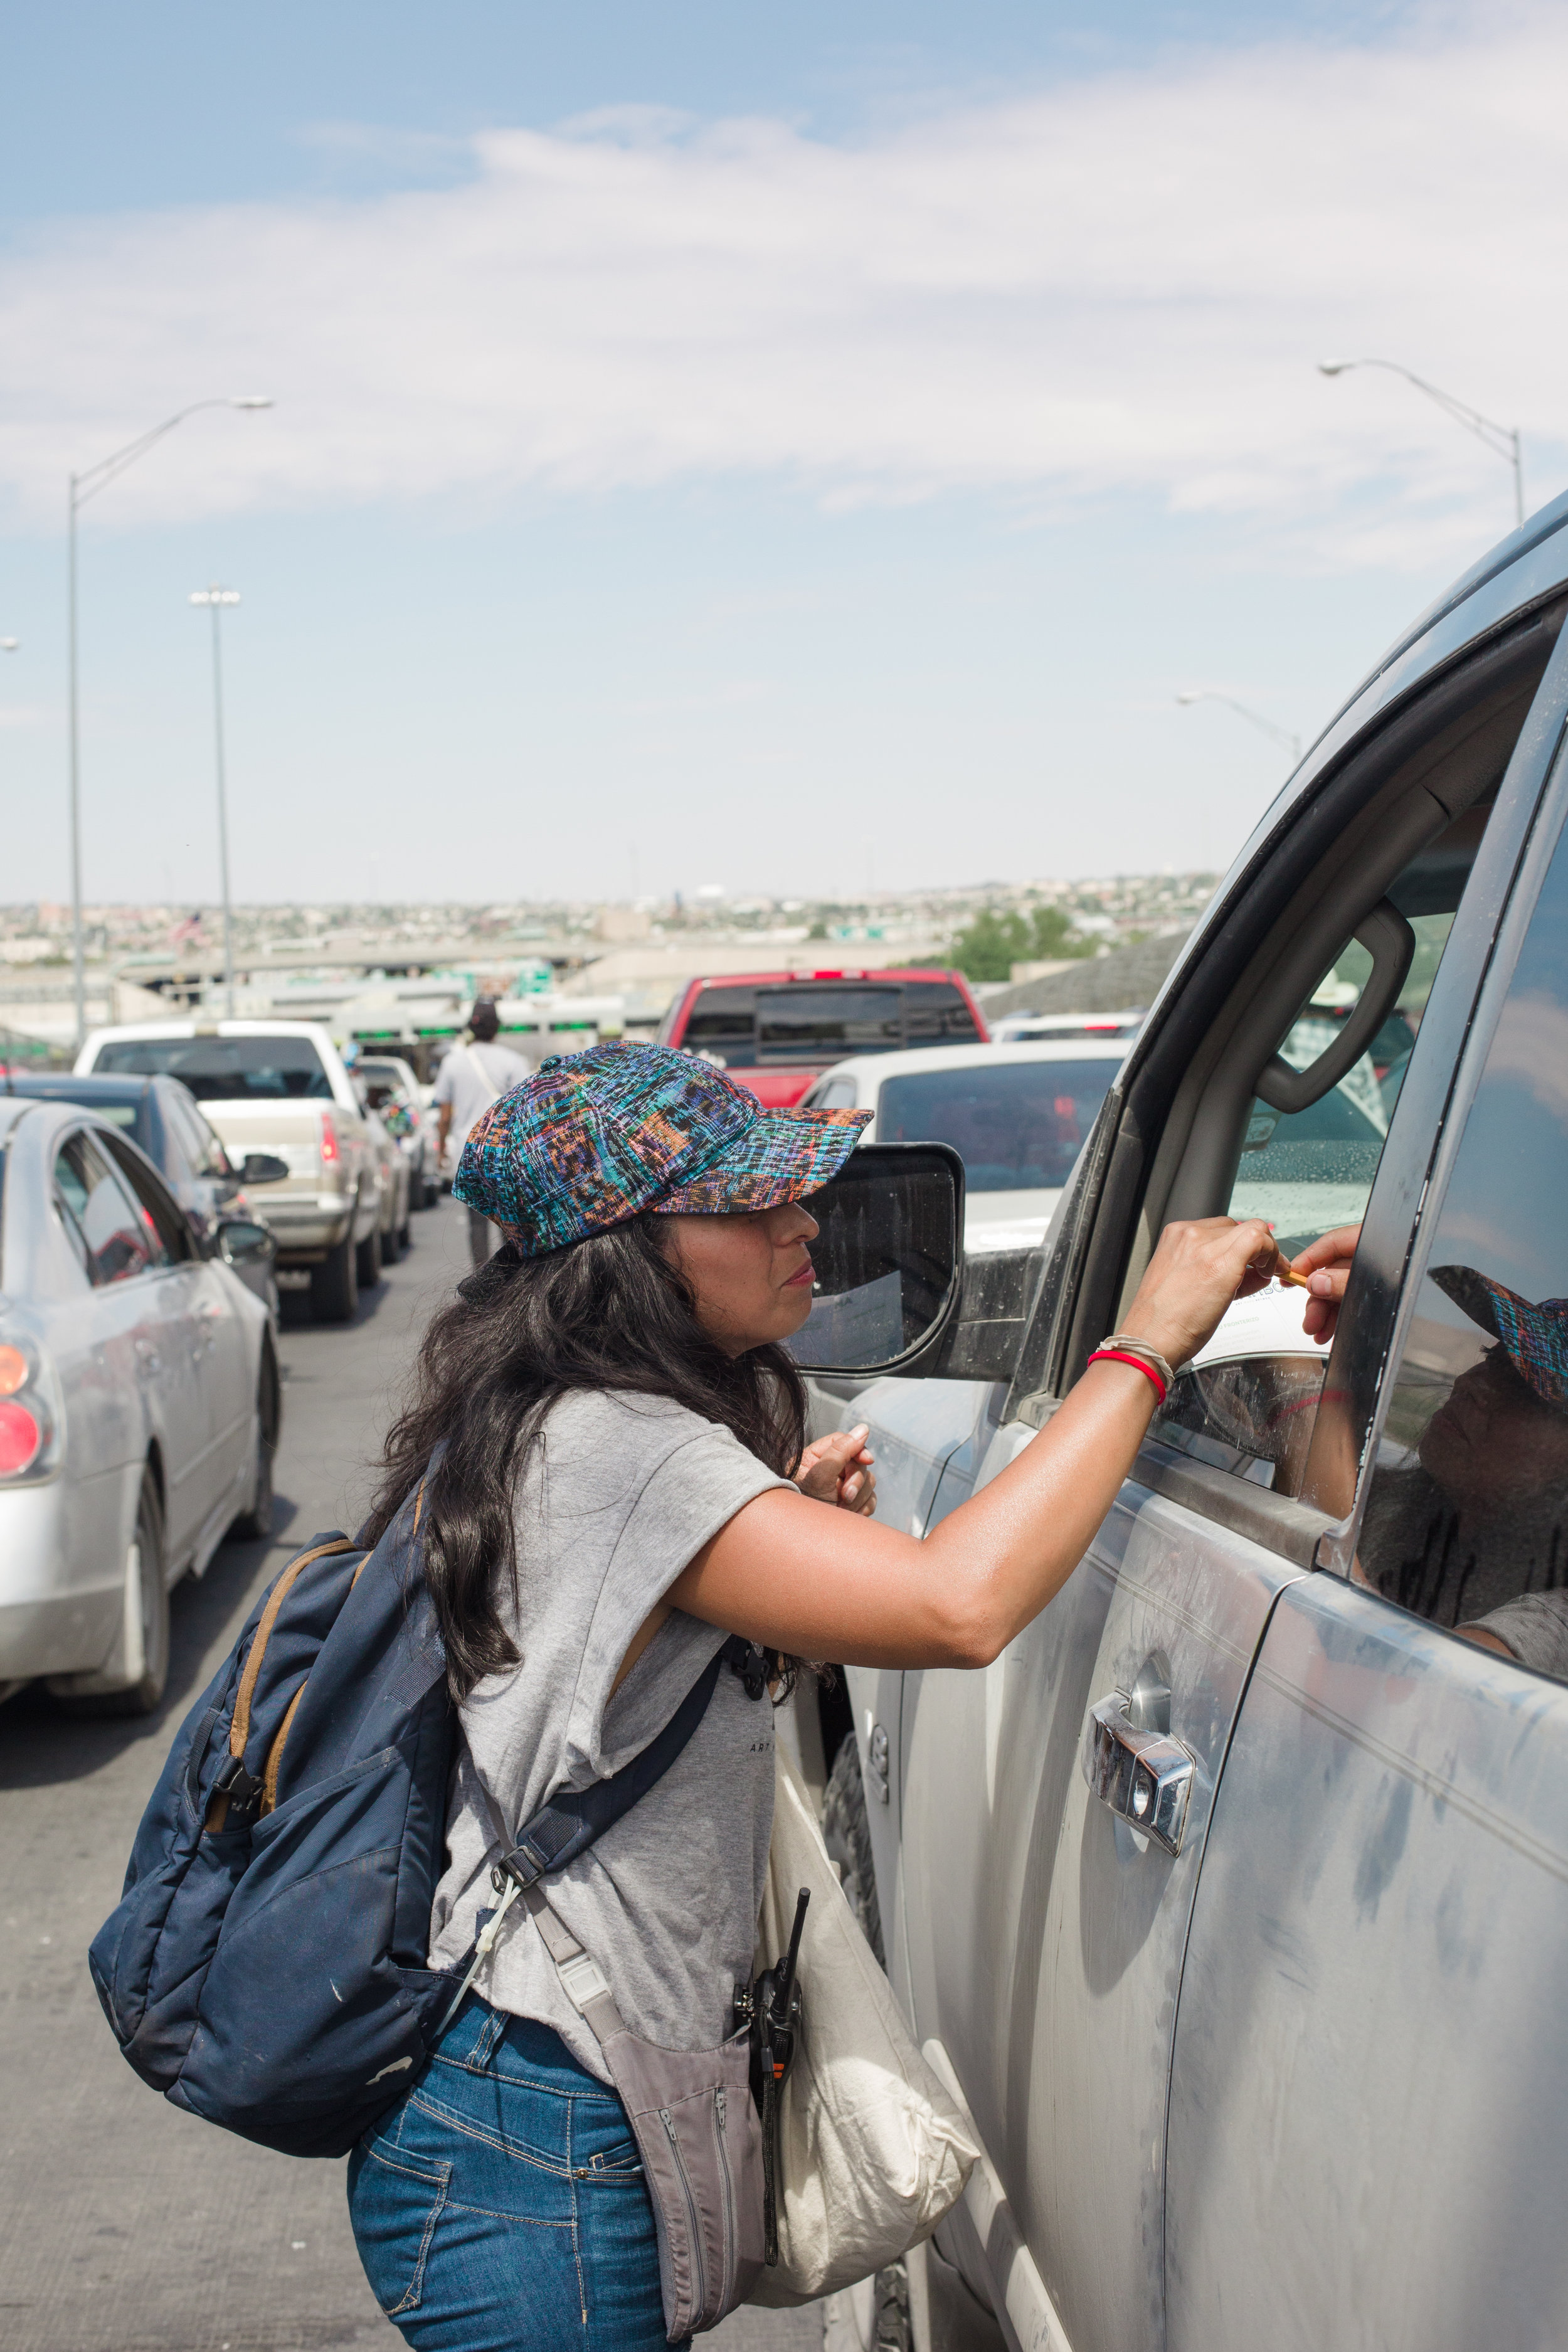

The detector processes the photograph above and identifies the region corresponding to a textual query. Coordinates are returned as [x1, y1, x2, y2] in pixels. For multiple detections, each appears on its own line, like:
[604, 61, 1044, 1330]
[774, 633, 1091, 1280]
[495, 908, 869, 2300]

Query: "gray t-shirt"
[428, 1389, 792, 2082]
[432, 1039, 533, 1158]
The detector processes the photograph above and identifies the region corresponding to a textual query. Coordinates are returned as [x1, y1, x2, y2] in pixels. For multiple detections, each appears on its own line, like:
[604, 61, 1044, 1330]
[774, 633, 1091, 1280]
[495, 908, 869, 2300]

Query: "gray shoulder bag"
[450, 1634, 797, 2340]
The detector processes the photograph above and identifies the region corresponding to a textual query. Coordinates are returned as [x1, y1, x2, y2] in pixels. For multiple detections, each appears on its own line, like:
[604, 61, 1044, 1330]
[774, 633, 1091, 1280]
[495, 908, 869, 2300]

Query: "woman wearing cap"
[348, 1042, 1275, 2350]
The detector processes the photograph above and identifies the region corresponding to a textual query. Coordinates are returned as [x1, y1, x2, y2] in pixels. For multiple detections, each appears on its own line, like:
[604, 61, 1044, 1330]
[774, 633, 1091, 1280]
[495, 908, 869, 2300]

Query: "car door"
[823, 1373, 1005, 1940]
[46, 1128, 151, 1611]
[895, 589, 1568, 2352]
[73, 1129, 214, 1567]
[1164, 696, 1568, 2348]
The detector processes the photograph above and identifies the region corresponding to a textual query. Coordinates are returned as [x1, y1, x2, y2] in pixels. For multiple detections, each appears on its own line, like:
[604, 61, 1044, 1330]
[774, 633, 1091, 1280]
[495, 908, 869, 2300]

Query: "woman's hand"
[1290, 1224, 1362, 1346]
[793, 1425, 877, 1517]
[1118, 1215, 1280, 1369]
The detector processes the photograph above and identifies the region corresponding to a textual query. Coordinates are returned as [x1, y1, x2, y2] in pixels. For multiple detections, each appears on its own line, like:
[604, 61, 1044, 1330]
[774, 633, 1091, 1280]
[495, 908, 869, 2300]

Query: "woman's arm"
[669, 1214, 1276, 1671]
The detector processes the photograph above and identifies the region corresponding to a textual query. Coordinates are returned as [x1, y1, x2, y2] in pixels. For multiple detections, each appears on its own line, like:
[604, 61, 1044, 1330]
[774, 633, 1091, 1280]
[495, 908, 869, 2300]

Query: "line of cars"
[0, 1019, 443, 1719]
[75, 1020, 438, 1322]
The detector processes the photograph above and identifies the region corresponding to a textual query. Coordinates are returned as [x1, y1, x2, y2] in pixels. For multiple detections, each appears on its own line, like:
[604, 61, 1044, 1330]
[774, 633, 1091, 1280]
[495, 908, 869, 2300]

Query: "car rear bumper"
[0, 1484, 123, 1678]
[248, 1194, 354, 1261]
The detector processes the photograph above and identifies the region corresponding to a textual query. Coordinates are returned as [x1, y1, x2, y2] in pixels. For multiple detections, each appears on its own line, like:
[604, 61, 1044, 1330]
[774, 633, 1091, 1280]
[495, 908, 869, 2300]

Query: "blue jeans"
[348, 1997, 679, 2350]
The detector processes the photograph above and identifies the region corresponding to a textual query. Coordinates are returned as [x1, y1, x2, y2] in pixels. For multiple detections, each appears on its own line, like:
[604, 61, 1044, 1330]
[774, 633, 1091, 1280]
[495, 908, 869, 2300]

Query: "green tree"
[1027, 904, 1093, 961]
[948, 908, 1029, 983]
[948, 903, 1093, 982]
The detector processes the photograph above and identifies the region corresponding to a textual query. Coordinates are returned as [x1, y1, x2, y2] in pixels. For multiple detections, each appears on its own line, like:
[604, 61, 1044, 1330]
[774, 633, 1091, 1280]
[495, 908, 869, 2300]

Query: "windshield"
[93, 1036, 333, 1103]
[756, 987, 903, 1063]
[877, 1057, 1123, 1191]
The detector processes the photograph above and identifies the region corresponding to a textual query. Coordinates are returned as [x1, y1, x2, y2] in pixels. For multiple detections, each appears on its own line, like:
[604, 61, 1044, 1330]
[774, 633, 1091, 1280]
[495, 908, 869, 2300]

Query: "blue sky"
[2, 2, 1559, 909]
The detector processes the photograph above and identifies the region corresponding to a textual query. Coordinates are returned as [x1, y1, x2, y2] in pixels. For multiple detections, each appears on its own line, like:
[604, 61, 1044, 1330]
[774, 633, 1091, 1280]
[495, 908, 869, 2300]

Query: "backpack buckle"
[728, 1640, 771, 1702]
[211, 1752, 264, 1828]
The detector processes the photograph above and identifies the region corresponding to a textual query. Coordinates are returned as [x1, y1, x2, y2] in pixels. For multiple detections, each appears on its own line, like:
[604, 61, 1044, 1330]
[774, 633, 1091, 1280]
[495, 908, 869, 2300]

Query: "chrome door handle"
[1083, 1692, 1196, 1857]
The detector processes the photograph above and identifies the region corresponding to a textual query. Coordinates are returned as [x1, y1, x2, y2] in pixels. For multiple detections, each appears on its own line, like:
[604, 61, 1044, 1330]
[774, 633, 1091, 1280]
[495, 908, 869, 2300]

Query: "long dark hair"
[362, 1214, 807, 1698]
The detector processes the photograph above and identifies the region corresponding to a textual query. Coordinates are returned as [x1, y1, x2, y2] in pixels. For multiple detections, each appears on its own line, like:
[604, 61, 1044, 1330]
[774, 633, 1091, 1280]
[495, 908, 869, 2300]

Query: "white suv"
[77, 1021, 384, 1322]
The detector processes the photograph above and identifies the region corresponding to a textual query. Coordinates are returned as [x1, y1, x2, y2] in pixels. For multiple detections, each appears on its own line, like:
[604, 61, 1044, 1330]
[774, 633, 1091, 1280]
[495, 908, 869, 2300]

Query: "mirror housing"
[931, 1245, 1040, 1383]
[241, 1153, 290, 1187]
[218, 1218, 275, 1268]
[787, 1143, 964, 1377]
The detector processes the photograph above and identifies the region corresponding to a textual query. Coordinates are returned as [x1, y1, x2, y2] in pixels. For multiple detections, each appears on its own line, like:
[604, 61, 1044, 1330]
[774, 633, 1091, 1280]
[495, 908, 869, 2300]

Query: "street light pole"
[1318, 359, 1523, 531]
[65, 395, 272, 1049]
[190, 588, 242, 1017]
[1175, 689, 1303, 764]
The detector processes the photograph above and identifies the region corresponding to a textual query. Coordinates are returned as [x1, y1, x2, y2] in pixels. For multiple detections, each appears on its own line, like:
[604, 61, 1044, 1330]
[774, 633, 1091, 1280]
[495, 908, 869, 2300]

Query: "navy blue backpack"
[90, 1484, 756, 2158]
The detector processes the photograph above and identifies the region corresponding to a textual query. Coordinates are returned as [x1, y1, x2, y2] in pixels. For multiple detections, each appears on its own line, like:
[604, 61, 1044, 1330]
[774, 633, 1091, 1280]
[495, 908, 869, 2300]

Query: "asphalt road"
[0, 1196, 822, 2352]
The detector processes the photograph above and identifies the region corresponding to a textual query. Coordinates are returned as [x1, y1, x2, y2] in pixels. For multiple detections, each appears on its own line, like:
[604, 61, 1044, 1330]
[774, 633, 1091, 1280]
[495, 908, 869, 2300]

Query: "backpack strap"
[520, 1883, 627, 2045]
[205, 1537, 358, 1832]
[243, 1478, 433, 1827]
[484, 1636, 746, 1891]
[437, 1633, 761, 2035]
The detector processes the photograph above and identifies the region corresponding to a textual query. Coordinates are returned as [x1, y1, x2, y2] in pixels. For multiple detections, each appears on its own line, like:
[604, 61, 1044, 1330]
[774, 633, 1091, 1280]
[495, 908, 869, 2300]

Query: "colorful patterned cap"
[1430, 1264, 1568, 1412]
[452, 1039, 871, 1258]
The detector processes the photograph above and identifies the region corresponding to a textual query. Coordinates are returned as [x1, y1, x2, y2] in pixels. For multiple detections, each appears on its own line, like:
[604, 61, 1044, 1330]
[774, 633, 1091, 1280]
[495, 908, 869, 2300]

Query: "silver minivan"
[793, 495, 1568, 2351]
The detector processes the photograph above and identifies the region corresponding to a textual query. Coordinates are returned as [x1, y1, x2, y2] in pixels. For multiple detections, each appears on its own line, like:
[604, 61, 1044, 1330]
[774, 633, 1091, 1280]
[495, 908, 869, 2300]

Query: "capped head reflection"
[1419, 1268, 1568, 1516]
[1364, 1261, 1568, 1670]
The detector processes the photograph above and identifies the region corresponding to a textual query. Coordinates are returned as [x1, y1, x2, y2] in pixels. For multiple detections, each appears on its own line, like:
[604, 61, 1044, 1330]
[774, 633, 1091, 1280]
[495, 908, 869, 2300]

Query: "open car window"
[1153, 806, 1500, 1499]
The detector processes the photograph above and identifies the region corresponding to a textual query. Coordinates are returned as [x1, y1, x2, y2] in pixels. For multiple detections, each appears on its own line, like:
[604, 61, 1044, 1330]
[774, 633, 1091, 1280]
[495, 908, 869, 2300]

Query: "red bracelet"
[1086, 1347, 1168, 1405]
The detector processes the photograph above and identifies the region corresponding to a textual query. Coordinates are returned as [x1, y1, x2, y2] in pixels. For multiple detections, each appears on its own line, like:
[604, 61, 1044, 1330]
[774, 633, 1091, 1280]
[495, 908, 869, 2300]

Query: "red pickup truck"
[655, 968, 989, 1106]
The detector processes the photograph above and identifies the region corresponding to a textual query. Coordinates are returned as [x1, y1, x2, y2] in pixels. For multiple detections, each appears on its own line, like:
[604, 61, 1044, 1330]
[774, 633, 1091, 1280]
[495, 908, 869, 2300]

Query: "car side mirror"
[218, 1219, 275, 1268]
[930, 1244, 1040, 1382]
[787, 1143, 963, 1375]
[241, 1153, 290, 1186]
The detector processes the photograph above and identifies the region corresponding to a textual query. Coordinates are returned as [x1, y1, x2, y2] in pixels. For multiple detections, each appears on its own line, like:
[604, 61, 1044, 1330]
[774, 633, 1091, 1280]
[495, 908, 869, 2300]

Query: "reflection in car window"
[164, 1088, 231, 1179]
[901, 982, 983, 1044]
[756, 987, 903, 1063]
[1361, 822, 1568, 1682]
[54, 1134, 159, 1285]
[877, 1059, 1121, 1192]
[94, 1035, 332, 1101]
[682, 988, 757, 1062]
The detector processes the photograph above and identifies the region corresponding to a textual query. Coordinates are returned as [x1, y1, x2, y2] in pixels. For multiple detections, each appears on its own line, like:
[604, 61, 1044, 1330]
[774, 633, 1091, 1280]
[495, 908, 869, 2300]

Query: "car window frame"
[1004, 598, 1568, 1565]
[1315, 689, 1568, 1575]
[100, 1127, 196, 1266]
[53, 1125, 163, 1288]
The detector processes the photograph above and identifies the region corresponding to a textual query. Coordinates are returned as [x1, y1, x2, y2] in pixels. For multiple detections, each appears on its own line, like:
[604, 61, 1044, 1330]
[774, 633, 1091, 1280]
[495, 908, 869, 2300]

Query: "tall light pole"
[190, 586, 242, 1018]
[1176, 690, 1302, 764]
[1318, 359, 1523, 531]
[66, 395, 272, 1047]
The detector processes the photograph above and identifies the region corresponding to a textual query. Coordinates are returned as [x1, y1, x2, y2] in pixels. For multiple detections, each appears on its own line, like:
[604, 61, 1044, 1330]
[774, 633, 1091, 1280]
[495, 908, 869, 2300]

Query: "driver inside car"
[1291, 1225, 1568, 1678]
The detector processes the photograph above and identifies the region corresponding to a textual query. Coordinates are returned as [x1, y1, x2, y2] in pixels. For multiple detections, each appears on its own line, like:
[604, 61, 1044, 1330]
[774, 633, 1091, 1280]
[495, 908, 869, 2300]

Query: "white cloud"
[2, 3, 1564, 557]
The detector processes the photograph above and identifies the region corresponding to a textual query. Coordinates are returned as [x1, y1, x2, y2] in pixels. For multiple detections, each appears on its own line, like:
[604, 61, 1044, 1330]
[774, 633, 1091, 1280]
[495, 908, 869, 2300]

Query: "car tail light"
[319, 1110, 341, 1165]
[0, 1332, 59, 1482]
[0, 1401, 41, 1476]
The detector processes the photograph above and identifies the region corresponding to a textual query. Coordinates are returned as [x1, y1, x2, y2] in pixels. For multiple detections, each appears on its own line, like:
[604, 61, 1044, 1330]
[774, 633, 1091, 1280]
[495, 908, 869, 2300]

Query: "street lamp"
[1176, 690, 1303, 764]
[66, 395, 273, 1047]
[189, 587, 243, 1019]
[1318, 359, 1523, 531]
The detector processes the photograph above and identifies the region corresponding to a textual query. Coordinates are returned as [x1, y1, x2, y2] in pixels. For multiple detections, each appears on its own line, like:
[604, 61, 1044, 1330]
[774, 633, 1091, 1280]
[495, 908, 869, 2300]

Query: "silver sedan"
[0, 1097, 278, 1715]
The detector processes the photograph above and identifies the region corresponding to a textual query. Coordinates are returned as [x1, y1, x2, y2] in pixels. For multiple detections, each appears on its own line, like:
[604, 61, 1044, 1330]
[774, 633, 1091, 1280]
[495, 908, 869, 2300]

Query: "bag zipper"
[712, 2087, 735, 2291]
[660, 2107, 707, 2324]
